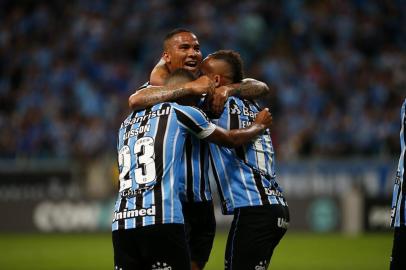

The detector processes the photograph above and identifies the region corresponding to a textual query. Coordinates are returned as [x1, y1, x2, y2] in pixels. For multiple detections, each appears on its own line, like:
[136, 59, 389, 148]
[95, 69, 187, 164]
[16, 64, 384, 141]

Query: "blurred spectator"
[0, 0, 404, 161]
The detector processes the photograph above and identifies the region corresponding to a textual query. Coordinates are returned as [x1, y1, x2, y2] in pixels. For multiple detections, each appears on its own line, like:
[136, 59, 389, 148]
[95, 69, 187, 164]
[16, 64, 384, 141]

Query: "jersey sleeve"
[137, 81, 150, 91]
[173, 105, 216, 139]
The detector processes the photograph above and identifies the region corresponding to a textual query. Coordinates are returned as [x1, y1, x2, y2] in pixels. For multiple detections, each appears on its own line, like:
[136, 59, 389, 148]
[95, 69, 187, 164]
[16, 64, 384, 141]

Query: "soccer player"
[390, 98, 406, 270]
[128, 28, 271, 270]
[200, 50, 289, 270]
[112, 68, 274, 269]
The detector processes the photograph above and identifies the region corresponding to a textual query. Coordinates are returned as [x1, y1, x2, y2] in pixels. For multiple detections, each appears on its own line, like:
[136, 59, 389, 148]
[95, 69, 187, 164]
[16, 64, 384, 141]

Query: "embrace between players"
[112, 28, 290, 270]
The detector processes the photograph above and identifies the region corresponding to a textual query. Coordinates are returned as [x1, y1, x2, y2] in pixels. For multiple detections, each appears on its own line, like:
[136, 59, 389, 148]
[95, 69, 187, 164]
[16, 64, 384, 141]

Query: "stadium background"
[0, 0, 404, 269]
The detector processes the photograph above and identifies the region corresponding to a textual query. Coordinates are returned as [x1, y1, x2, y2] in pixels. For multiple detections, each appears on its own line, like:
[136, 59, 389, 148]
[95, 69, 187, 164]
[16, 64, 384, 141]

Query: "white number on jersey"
[118, 137, 157, 191]
[134, 137, 156, 185]
[118, 145, 132, 192]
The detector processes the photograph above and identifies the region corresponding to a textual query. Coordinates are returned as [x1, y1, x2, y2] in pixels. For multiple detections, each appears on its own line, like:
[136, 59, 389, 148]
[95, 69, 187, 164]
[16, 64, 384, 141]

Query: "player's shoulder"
[225, 96, 243, 108]
[227, 96, 242, 103]
[401, 98, 406, 111]
[227, 96, 260, 110]
[129, 81, 150, 94]
[171, 103, 210, 121]
[171, 102, 203, 112]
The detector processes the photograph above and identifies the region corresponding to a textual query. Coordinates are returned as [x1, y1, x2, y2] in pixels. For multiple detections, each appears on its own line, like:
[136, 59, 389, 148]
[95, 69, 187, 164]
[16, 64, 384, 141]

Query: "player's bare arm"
[206, 108, 272, 148]
[128, 76, 215, 110]
[149, 58, 169, 86]
[210, 78, 272, 115]
[224, 78, 270, 98]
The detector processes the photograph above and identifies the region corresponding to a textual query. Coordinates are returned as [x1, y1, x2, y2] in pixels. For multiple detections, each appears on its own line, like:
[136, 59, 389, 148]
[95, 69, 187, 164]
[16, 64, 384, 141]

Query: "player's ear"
[214, 75, 221, 87]
[162, 51, 170, 64]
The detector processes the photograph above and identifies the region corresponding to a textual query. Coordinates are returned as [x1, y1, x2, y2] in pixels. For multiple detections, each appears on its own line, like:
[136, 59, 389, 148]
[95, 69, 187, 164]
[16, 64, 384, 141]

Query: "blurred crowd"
[0, 0, 404, 161]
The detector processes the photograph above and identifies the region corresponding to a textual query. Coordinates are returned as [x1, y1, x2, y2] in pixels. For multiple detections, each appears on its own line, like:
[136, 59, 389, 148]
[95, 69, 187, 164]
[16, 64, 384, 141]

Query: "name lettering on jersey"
[121, 186, 154, 198]
[113, 206, 156, 221]
[122, 124, 151, 140]
[121, 107, 171, 128]
[277, 217, 289, 229]
[229, 103, 258, 118]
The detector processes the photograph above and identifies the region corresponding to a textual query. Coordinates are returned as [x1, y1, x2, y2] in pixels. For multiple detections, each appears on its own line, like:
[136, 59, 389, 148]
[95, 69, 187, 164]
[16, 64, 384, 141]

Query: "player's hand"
[185, 76, 215, 95]
[254, 108, 273, 129]
[210, 86, 231, 116]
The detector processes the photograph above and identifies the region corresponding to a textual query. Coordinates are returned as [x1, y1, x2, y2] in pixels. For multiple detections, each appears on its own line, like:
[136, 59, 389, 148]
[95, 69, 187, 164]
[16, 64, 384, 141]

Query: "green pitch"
[0, 232, 392, 270]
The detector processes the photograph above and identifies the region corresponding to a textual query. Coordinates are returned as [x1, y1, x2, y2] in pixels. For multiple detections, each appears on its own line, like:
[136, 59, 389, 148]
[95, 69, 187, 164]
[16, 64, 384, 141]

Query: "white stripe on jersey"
[177, 108, 217, 139]
[236, 160, 254, 204]
[254, 136, 267, 173]
[392, 99, 406, 227]
[182, 145, 188, 200]
[190, 141, 197, 198]
[161, 111, 171, 224]
[218, 148, 236, 209]
[143, 114, 160, 227]
[170, 128, 181, 223]
[113, 102, 216, 230]
[198, 122, 216, 139]
[208, 97, 285, 213]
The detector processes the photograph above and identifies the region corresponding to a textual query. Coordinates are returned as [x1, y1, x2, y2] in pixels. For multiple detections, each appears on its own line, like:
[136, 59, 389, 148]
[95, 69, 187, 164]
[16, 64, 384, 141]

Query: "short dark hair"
[208, 50, 244, 83]
[165, 68, 196, 85]
[163, 28, 194, 49]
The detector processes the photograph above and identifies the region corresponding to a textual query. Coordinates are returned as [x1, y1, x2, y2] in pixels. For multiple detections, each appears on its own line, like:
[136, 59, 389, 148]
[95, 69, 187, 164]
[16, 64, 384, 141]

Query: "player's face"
[200, 57, 230, 87]
[164, 32, 202, 75]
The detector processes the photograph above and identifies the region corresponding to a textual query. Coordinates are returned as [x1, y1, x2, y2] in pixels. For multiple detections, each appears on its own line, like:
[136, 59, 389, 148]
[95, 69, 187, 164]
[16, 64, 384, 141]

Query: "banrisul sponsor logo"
[121, 107, 171, 128]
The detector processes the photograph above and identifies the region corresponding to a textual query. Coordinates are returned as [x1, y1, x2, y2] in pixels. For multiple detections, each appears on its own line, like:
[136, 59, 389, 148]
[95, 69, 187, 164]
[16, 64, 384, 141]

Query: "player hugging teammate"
[389, 98, 406, 270]
[112, 28, 289, 270]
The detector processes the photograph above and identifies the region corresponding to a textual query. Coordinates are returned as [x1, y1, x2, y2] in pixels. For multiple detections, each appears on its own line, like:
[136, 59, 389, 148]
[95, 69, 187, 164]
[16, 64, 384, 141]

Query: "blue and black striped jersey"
[112, 102, 216, 231]
[135, 82, 212, 203]
[181, 135, 212, 202]
[209, 97, 286, 215]
[391, 98, 406, 228]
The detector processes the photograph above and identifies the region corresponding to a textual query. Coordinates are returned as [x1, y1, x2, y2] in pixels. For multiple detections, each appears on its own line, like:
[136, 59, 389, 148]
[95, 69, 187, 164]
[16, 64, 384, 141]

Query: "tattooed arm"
[228, 78, 270, 98]
[128, 76, 215, 110]
[209, 78, 273, 115]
